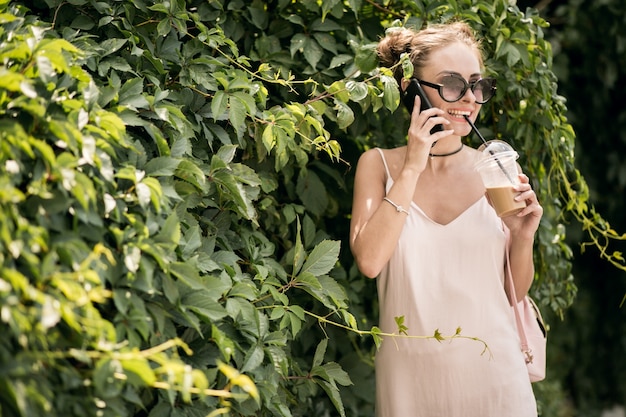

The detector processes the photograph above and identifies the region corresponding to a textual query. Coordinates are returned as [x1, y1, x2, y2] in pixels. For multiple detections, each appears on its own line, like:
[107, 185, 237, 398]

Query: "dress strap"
[375, 148, 392, 183]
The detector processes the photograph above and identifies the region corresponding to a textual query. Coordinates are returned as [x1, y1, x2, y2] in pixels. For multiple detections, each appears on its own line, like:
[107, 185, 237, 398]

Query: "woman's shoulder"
[355, 148, 383, 176]
[357, 147, 407, 185]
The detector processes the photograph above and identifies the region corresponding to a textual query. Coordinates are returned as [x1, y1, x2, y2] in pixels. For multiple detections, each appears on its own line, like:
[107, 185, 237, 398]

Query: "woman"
[349, 21, 543, 417]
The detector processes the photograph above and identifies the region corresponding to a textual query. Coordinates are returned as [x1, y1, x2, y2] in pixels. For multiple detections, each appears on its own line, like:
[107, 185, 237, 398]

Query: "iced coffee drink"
[474, 140, 527, 218]
[485, 186, 525, 217]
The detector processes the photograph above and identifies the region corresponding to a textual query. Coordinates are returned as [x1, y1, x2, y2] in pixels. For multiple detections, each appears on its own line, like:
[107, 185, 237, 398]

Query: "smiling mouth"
[448, 110, 471, 117]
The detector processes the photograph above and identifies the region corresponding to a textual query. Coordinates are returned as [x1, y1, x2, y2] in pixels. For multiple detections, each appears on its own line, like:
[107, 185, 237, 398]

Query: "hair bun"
[377, 28, 416, 68]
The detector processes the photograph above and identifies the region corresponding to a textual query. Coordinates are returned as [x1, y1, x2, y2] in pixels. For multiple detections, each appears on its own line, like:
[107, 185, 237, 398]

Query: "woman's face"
[419, 42, 484, 137]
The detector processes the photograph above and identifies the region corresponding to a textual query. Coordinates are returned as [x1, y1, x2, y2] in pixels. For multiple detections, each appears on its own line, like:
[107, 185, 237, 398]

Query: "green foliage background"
[0, 0, 622, 416]
[517, 0, 626, 415]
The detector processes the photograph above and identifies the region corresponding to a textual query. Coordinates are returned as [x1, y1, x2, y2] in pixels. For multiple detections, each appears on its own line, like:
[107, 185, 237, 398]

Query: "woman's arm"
[349, 148, 421, 278]
[504, 173, 543, 301]
[350, 97, 452, 278]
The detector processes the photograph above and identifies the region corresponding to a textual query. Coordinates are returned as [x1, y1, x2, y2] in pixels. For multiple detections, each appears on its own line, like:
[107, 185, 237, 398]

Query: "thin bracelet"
[383, 197, 409, 215]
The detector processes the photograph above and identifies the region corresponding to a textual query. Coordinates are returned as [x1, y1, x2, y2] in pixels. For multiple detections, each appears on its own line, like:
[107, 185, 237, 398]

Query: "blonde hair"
[377, 21, 483, 84]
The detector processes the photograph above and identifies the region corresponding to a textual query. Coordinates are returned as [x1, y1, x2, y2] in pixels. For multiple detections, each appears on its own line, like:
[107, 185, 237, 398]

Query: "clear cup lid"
[477, 140, 518, 158]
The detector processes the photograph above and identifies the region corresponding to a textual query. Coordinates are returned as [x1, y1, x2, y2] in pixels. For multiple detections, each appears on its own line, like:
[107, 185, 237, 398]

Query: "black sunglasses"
[417, 74, 497, 104]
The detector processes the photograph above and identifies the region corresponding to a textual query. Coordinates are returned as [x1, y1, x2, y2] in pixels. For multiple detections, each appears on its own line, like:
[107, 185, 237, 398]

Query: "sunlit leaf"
[300, 240, 340, 276]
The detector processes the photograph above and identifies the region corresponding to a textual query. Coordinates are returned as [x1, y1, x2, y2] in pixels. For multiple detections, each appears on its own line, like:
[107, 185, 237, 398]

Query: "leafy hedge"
[0, 0, 621, 416]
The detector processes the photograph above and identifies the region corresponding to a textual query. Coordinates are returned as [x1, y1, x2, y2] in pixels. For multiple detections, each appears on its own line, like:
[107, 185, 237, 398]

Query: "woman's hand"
[404, 96, 453, 170]
[503, 173, 543, 240]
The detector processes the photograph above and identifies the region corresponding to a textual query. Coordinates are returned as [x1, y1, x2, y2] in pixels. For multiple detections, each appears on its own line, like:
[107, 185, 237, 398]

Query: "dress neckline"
[408, 195, 487, 227]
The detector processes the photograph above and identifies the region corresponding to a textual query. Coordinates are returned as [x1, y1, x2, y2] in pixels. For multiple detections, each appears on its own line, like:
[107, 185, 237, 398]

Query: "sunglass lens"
[441, 76, 466, 101]
[474, 79, 495, 103]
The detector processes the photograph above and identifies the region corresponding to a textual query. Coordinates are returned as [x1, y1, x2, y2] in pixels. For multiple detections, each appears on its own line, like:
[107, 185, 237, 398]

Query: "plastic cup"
[474, 141, 526, 217]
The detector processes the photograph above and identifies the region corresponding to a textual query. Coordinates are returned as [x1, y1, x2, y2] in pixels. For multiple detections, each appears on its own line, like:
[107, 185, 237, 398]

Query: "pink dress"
[374, 149, 537, 417]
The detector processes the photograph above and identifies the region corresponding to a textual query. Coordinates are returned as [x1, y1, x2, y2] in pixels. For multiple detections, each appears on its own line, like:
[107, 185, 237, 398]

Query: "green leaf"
[241, 344, 264, 373]
[161, 274, 180, 304]
[394, 316, 408, 335]
[121, 358, 156, 387]
[143, 122, 171, 156]
[295, 272, 322, 290]
[155, 211, 181, 246]
[228, 94, 248, 135]
[118, 78, 149, 109]
[211, 169, 257, 221]
[169, 262, 205, 290]
[296, 169, 328, 218]
[433, 328, 444, 342]
[334, 100, 354, 130]
[216, 144, 238, 164]
[183, 291, 228, 322]
[226, 297, 264, 337]
[175, 159, 206, 190]
[354, 42, 379, 73]
[261, 123, 276, 152]
[93, 359, 124, 398]
[328, 54, 352, 69]
[99, 38, 128, 58]
[292, 218, 306, 275]
[229, 281, 257, 300]
[212, 325, 235, 362]
[181, 225, 202, 259]
[312, 338, 328, 368]
[0, 68, 24, 92]
[381, 75, 400, 111]
[300, 240, 340, 276]
[313, 362, 352, 387]
[211, 90, 228, 120]
[279, 309, 301, 336]
[144, 157, 180, 176]
[328, 81, 350, 102]
[496, 40, 521, 67]
[346, 80, 369, 102]
[270, 306, 286, 320]
[282, 305, 305, 336]
[371, 326, 383, 350]
[140, 177, 164, 212]
[317, 380, 346, 417]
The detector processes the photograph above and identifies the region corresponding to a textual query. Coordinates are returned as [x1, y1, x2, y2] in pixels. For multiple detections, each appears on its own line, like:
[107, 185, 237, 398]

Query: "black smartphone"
[402, 78, 444, 134]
